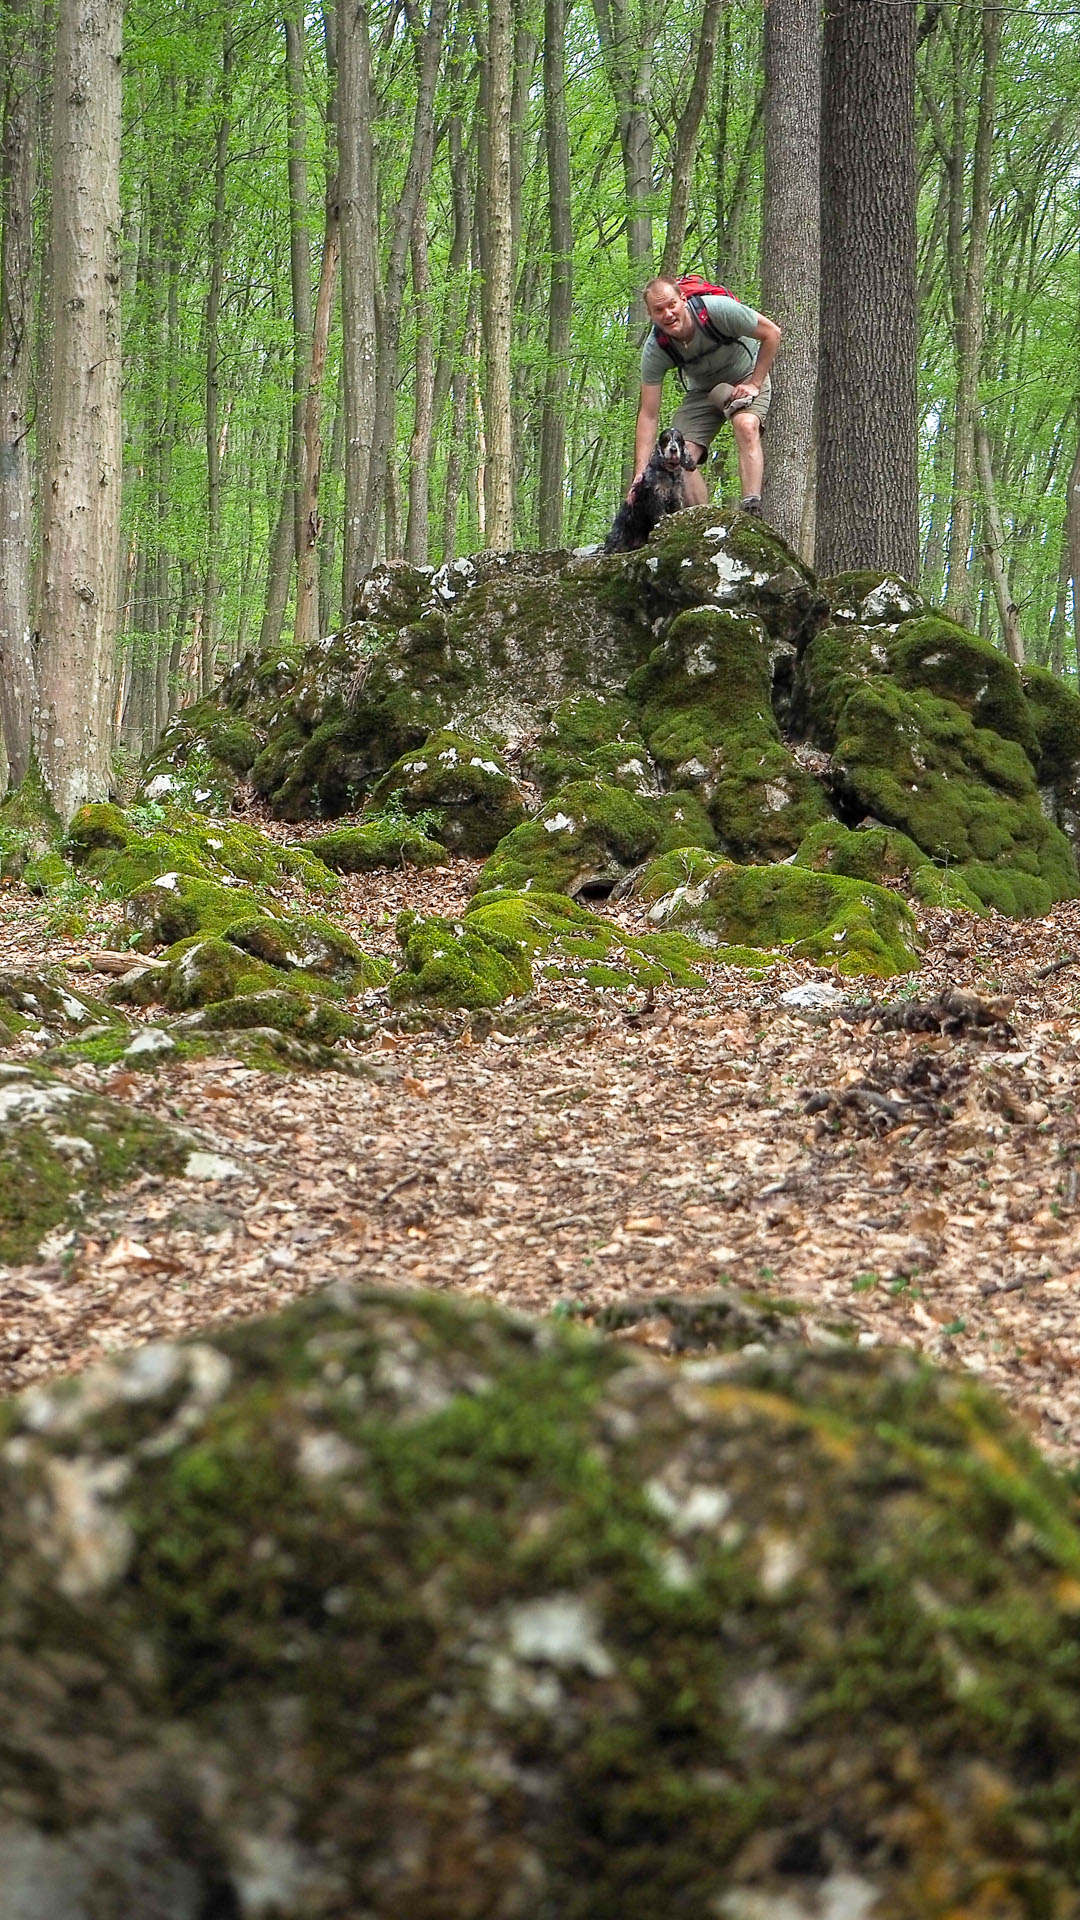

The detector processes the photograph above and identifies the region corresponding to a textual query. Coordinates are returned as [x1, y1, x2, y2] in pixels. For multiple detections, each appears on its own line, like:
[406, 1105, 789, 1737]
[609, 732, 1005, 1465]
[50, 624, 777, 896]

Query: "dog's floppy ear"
[680, 445, 697, 470]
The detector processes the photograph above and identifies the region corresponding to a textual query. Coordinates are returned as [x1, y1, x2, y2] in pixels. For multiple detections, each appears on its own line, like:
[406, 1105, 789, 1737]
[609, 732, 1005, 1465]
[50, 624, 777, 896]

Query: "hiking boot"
[740, 494, 762, 516]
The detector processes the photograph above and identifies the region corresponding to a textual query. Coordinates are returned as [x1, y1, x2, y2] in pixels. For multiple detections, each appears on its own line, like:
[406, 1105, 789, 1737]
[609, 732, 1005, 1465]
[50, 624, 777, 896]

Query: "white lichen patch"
[645, 556, 659, 572]
[34, 1454, 134, 1600]
[506, 1594, 614, 1678]
[645, 1476, 732, 1534]
[763, 784, 791, 812]
[297, 1430, 362, 1481]
[438, 747, 460, 766]
[125, 1028, 176, 1058]
[717, 1873, 881, 1920]
[543, 813, 576, 834]
[55, 991, 93, 1024]
[470, 757, 504, 777]
[685, 644, 716, 679]
[862, 579, 917, 620]
[710, 551, 752, 595]
[151, 872, 181, 891]
[758, 1531, 805, 1596]
[184, 1151, 247, 1181]
[144, 773, 176, 798]
[47, 1134, 96, 1165]
[732, 1669, 796, 1735]
[0, 1077, 78, 1125]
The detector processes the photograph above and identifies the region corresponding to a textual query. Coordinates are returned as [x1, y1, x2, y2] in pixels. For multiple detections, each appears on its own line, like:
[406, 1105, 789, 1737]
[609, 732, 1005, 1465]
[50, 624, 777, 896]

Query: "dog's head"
[656, 427, 696, 472]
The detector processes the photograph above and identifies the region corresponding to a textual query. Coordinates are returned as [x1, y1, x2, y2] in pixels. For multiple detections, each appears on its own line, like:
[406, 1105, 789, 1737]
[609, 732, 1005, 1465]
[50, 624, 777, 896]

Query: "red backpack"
[651, 276, 740, 367]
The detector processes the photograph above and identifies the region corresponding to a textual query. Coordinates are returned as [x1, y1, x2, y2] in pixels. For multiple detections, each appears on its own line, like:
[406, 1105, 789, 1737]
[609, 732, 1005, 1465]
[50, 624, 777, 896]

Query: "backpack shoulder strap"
[686, 291, 737, 348]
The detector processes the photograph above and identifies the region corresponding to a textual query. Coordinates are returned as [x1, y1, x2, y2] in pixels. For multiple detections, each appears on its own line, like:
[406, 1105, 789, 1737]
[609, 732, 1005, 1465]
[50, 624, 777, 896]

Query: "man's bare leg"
[684, 440, 708, 506]
[732, 414, 763, 500]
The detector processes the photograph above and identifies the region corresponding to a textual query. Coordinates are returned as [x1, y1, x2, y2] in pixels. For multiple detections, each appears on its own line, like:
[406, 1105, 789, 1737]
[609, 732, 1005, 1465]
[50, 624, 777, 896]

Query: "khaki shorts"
[672, 373, 771, 455]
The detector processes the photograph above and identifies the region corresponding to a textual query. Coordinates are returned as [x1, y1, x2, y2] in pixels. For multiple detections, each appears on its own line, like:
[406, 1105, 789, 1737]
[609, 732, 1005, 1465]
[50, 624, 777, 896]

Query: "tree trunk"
[34, 0, 123, 821]
[975, 426, 1022, 665]
[660, 0, 722, 278]
[285, 6, 312, 573]
[0, 0, 38, 787]
[816, 0, 918, 580]
[482, 0, 514, 546]
[944, 2, 1001, 622]
[202, 22, 231, 694]
[338, 0, 378, 610]
[404, 207, 435, 563]
[359, 0, 449, 574]
[537, 0, 572, 549]
[760, 0, 820, 553]
[294, 199, 340, 648]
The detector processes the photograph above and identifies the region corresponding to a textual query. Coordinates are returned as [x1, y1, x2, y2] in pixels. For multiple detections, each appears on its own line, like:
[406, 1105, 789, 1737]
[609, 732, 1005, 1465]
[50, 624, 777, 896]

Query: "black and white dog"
[603, 426, 697, 553]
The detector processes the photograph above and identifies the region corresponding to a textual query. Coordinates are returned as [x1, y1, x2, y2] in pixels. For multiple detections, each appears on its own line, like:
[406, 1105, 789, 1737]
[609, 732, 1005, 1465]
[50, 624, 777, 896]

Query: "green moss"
[389, 908, 534, 1009]
[308, 821, 447, 872]
[160, 938, 280, 1010]
[0, 970, 117, 1033]
[82, 811, 336, 899]
[0, 760, 62, 879]
[906, 863, 987, 914]
[631, 607, 830, 861]
[21, 850, 71, 894]
[368, 731, 526, 856]
[226, 911, 370, 986]
[649, 860, 921, 976]
[795, 622, 890, 749]
[123, 875, 263, 947]
[631, 846, 729, 903]
[466, 888, 713, 988]
[820, 571, 928, 625]
[958, 862, 1056, 918]
[1022, 663, 1080, 787]
[476, 780, 660, 897]
[645, 790, 718, 854]
[0, 1062, 189, 1261]
[889, 616, 1040, 761]
[193, 990, 358, 1044]
[63, 802, 131, 859]
[793, 820, 928, 883]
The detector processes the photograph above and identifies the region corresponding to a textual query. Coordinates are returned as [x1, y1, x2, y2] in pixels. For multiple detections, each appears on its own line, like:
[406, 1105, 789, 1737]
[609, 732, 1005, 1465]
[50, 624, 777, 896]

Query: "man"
[629, 278, 782, 515]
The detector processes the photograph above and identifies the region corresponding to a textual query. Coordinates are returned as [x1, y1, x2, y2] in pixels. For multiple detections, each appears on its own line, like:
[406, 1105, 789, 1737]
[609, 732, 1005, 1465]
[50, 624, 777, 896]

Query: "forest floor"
[4, 830, 1080, 1459]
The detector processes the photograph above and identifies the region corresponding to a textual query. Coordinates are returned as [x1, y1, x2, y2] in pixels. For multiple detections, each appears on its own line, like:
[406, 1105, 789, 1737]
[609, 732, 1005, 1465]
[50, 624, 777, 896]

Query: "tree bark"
[944, 2, 1001, 622]
[404, 207, 435, 563]
[34, 0, 123, 821]
[0, 0, 38, 787]
[482, 0, 514, 546]
[760, 0, 820, 553]
[816, 0, 918, 581]
[536, 0, 572, 548]
[202, 21, 231, 694]
[338, 0, 378, 610]
[975, 426, 1022, 665]
[294, 200, 340, 647]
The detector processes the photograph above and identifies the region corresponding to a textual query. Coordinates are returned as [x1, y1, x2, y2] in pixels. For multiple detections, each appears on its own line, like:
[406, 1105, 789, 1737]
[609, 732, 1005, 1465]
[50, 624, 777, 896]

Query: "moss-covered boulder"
[368, 731, 527, 855]
[600, 505, 827, 651]
[632, 606, 830, 861]
[466, 888, 714, 989]
[182, 988, 358, 1044]
[523, 692, 654, 796]
[122, 874, 261, 948]
[7, 1288, 1080, 1912]
[793, 820, 928, 883]
[389, 908, 533, 1009]
[475, 779, 661, 898]
[69, 806, 334, 898]
[797, 618, 1079, 915]
[821, 570, 930, 625]
[0, 971, 118, 1039]
[227, 910, 373, 986]
[308, 820, 447, 873]
[0, 1060, 190, 1261]
[647, 858, 920, 976]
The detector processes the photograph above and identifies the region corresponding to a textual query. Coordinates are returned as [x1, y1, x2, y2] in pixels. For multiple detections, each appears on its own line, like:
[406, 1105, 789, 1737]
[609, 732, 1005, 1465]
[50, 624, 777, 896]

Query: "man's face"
[646, 284, 689, 334]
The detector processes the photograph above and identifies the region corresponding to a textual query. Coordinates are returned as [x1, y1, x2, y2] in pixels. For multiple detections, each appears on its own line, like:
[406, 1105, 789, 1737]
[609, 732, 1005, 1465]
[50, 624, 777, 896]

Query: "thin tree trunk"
[761, 0, 820, 552]
[975, 426, 1022, 664]
[294, 203, 340, 647]
[202, 23, 231, 694]
[34, 0, 123, 820]
[482, 0, 514, 546]
[945, 2, 1001, 622]
[338, 0, 378, 610]
[660, 0, 723, 278]
[285, 6, 313, 572]
[404, 208, 435, 563]
[537, 0, 572, 548]
[360, 0, 449, 573]
[816, 0, 918, 580]
[0, 0, 38, 786]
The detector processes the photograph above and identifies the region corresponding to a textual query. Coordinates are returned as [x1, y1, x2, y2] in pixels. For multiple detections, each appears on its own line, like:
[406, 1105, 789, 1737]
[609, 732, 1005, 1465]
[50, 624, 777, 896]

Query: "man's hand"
[626, 473, 644, 504]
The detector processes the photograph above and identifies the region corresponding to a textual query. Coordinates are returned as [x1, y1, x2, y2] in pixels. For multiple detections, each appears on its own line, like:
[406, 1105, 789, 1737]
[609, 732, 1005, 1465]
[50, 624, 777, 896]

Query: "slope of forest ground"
[4, 826, 1080, 1462]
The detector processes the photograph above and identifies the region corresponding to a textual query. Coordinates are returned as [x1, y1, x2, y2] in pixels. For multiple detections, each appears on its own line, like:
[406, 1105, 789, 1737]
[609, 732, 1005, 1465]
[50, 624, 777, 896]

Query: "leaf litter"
[4, 848, 1080, 1460]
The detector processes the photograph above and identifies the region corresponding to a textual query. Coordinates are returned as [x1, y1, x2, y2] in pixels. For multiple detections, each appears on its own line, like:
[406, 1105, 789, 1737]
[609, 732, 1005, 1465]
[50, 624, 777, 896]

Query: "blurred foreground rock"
[1, 1286, 1080, 1916]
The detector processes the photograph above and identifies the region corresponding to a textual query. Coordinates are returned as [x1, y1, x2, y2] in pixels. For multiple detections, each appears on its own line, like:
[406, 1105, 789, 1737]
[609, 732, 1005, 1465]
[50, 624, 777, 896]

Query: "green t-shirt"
[640, 294, 760, 390]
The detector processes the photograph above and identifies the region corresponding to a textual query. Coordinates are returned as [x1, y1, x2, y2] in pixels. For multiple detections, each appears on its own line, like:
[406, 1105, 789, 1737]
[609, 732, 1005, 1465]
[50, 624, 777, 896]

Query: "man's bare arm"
[629, 383, 663, 498]
[729, 316, 782, 402]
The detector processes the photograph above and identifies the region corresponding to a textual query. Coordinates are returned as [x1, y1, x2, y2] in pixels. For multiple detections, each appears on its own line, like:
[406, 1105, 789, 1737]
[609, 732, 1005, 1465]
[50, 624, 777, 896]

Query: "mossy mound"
[182, 988, 358, 1045]
[0, 1060, 190, 1261]
[820, 570, 929, 625]
[389, 907, 533, 1009]
[797, 618, 1079, 914]
[475, 779, 661, 898]
[7, 1288, 1080, 1911]
[1023, 662, 1080, 787]
[600, 506, 827, 652]
[0, 970, 118, 1040]
[0, 763, 62, 880]
[466, 888, 713, 989]
[793, 820, 928, 883]
[368, 731, 527, 855]
[122, 874, 265, 948]
[524, 692, 653, 796]
[308, 820, 447, 872]
[648, 859, 920, 976]
[632, 606, 831, 861]
[68, 805, 335, 898]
